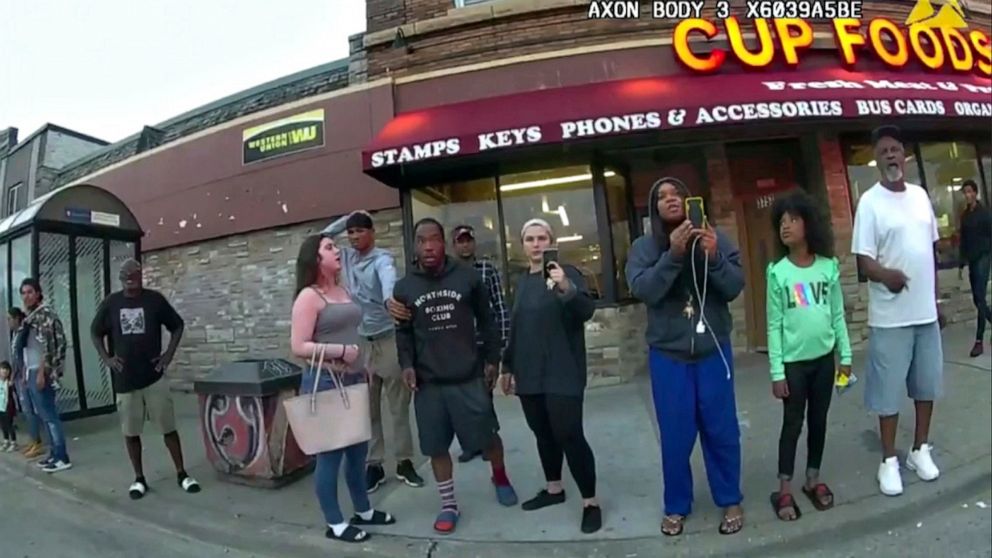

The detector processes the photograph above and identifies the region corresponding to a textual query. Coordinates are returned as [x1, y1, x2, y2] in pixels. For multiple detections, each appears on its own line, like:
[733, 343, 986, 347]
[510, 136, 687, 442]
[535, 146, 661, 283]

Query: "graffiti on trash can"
[203, 394, 264, 472]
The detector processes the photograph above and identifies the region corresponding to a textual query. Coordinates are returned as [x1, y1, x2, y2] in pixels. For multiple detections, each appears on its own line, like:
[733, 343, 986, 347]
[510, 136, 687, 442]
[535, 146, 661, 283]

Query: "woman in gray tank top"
[289, 234, 396, 543]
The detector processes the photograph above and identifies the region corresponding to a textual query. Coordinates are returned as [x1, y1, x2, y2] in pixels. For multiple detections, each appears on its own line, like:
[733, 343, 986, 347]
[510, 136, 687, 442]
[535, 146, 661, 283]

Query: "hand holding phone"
[542, 248, 559, 280]
[685, 196, 707, 229]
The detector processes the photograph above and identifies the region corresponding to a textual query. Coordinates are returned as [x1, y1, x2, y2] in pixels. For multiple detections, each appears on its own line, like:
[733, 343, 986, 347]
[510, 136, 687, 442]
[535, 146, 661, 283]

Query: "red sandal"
[802, 483, 835, 511]
[770, 492, 802, 521]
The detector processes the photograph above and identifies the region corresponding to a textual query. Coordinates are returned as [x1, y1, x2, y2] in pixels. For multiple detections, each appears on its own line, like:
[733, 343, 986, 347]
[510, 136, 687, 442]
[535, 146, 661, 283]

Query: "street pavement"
[0, 323, 988, 558]
[0, 466, 262, 558]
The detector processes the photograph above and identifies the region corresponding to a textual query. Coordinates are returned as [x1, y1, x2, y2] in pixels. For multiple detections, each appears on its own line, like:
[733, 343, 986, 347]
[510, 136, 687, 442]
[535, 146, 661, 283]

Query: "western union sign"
[242, 108, 325, 164]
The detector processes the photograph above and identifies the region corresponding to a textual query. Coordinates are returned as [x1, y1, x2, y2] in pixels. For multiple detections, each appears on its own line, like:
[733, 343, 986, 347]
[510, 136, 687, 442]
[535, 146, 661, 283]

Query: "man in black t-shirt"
[91, 259, 200, 499]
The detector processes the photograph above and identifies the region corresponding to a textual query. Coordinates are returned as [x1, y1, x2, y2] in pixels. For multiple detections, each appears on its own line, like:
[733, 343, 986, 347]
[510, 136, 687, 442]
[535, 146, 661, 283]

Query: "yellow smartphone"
[685, 196, 707, 228]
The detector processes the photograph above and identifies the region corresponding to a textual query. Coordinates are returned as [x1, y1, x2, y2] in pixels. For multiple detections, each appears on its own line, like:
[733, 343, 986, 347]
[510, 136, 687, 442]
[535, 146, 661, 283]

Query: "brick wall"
[705, 143, 749, 349]
[363, 0, 973, 80]
[144, 208, 406, 385]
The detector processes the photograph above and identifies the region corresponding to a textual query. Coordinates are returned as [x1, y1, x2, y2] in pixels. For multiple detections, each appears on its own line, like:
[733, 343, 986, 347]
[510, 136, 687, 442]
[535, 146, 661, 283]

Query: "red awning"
[362, 68, 990, 172]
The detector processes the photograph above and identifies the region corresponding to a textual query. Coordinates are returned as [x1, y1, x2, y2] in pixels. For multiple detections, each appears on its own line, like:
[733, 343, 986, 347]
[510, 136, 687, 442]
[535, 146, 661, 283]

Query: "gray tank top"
[310, 288, 365, 374]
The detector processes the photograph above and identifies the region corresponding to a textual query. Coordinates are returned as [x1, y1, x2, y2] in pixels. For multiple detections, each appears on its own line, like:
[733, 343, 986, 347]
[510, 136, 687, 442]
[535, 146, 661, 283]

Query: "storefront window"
[409, 178, 504, 269]
[605, 169, 632, 299]
[499, 166, 604, 299]
[919, 142, 982, 267]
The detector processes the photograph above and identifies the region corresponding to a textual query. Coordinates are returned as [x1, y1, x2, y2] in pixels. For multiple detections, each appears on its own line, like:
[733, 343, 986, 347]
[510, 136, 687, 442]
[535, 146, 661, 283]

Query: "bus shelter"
[0, 184, 142, 419]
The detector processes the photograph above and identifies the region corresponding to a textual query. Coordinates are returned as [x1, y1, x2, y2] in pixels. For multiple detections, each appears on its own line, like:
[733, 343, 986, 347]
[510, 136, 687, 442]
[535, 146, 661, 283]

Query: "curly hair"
[770, 190, 834, 259]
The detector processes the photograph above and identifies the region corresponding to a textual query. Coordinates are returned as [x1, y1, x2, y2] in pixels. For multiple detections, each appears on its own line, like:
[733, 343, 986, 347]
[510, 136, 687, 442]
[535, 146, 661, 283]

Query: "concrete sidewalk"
[1, 324, 989, 558]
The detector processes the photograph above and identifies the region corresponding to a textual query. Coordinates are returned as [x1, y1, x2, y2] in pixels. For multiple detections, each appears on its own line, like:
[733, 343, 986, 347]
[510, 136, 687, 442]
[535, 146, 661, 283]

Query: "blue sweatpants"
[649, 345, 742, 516]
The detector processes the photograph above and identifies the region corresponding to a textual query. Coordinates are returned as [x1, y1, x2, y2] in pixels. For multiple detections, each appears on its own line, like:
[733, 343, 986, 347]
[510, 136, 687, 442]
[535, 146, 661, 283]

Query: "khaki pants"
[117, 377, 176, 438]
[363, 332, 414, 466]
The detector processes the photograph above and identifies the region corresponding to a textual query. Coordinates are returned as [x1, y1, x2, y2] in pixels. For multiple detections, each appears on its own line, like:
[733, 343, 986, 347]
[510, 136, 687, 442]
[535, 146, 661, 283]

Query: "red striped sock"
[438, 478, 458, 511]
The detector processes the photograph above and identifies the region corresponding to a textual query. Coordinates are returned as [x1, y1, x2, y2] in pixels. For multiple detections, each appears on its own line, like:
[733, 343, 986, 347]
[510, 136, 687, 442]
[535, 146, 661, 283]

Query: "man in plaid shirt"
[452, 225, 510, 462]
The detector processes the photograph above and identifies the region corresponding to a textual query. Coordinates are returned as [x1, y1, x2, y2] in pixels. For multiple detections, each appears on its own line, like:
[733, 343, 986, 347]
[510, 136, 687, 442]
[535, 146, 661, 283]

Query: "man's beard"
[883, 164, 904, 183]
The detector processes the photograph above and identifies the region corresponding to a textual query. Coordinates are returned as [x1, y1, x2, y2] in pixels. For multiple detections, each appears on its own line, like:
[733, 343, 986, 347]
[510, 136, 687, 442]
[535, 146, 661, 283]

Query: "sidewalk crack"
[425, 540, 438, 558]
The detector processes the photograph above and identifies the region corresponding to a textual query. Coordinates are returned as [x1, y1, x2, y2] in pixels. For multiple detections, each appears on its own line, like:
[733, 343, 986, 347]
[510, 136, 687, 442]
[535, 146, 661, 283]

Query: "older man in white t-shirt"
[851, 125, 947, 497]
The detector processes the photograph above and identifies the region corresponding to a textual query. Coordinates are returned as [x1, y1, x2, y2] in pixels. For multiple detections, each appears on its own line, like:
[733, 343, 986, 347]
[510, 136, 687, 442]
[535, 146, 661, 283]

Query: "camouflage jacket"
[24, 304, 68, 381]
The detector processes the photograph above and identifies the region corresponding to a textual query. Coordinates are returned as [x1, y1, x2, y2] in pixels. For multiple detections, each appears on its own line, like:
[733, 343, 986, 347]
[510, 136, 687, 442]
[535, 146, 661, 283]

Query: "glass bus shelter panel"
[38, 233, 81, 414]
[75, 236, 114, 410]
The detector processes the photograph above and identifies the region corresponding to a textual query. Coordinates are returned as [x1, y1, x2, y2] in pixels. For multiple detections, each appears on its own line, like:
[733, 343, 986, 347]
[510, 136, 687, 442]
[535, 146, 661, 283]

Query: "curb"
[3, 450, 989, 558]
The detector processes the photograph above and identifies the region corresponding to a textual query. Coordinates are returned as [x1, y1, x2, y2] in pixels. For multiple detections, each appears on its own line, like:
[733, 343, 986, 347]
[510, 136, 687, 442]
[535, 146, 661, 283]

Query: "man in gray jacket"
[322, 211, 423, 492]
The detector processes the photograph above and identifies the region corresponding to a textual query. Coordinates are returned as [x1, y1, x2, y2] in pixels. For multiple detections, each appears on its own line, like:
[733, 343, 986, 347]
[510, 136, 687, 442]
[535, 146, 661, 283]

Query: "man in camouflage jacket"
[19, 278, 72, 472]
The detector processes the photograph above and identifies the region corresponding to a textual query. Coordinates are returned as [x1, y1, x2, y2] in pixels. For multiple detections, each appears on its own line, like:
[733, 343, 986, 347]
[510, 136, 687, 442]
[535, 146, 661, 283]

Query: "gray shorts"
[865, 321, 943, 416]
[414, 377, 499, 457]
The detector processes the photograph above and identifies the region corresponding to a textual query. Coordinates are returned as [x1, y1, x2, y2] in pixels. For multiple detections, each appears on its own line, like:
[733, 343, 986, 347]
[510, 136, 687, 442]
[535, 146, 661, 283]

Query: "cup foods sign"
[673, 17, 991, 76]
[243, 109, 325, 165]
[367, 76, 991, 168]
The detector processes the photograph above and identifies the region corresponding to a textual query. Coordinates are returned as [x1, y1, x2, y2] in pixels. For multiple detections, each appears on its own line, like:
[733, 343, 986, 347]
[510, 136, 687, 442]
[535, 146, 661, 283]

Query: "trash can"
[193, 358, 314, 488]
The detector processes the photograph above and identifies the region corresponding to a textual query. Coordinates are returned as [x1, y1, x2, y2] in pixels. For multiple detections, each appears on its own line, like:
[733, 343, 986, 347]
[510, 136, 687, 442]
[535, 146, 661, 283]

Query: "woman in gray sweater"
[499, 218, 601, 534]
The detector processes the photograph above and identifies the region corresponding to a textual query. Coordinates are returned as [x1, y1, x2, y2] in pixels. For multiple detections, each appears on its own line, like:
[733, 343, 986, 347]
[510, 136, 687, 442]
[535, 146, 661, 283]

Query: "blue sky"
[0, 0, 366, 143]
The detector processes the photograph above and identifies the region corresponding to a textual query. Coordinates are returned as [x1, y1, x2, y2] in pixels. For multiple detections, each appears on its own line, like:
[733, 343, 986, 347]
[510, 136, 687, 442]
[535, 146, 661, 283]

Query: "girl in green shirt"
[766, 191, 852, 521]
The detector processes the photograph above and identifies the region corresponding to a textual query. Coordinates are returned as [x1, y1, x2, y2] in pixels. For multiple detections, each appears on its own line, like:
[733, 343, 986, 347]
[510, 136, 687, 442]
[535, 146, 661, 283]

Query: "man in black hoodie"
[392, 218, 518, 535]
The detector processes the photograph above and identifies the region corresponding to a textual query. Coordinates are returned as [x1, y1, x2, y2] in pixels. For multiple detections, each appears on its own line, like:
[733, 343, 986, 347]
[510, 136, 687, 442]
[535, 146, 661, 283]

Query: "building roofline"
[60, 57, 350, 174]
[4, 123, 109, 157]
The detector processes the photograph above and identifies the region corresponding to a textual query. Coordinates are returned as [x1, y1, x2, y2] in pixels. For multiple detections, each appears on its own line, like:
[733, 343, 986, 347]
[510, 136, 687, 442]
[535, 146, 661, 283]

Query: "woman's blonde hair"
[520, 218, 556, 243]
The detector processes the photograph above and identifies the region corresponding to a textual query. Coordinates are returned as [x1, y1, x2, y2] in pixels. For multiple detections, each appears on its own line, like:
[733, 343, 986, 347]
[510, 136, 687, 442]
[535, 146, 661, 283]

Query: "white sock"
[328, 522, 350, 537]
[356, 509, 375, 521]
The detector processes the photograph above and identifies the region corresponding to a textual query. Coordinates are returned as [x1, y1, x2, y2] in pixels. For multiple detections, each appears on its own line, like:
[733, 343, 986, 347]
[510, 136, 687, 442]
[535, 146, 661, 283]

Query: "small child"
[0, 361, 17, 451]
[766, 191, 852, 521]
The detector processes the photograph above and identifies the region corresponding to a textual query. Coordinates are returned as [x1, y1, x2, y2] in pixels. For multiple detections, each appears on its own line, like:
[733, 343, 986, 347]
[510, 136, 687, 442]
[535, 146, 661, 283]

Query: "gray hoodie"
[322, 215, 397, 338]
[624, 178, 745, 361]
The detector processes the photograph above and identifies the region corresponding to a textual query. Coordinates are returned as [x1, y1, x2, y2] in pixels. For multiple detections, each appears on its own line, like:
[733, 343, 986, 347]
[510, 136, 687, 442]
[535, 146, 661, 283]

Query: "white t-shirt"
[851, 182, 938, 328]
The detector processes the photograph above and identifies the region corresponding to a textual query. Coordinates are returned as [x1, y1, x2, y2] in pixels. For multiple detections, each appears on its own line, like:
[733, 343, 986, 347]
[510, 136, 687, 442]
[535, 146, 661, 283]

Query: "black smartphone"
[542, 248, 559, 280]
[685, 196, 707, 229]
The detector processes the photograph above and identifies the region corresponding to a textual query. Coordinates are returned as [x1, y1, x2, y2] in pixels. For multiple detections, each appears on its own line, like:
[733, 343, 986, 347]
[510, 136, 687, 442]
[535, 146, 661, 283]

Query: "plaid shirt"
[473, 259, 510, 352]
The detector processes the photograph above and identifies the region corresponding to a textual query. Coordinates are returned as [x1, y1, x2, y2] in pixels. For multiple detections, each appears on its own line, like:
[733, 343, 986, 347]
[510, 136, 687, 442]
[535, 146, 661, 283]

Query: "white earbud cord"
[690, 235, 732, 380]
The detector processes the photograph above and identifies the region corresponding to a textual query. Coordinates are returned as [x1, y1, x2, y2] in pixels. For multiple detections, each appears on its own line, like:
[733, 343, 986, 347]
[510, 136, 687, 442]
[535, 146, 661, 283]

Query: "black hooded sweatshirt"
[625, 177, 746, 361]
[394, 256, 500, 384]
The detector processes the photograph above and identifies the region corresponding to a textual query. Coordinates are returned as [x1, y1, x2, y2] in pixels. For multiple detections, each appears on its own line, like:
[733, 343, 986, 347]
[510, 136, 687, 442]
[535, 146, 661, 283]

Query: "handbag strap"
[308, 344, 355, 412]
[309, 344, 326, 414]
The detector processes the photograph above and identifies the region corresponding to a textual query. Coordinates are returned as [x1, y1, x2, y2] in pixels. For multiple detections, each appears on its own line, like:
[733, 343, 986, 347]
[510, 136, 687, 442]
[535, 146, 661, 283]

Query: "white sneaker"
[906, 444, 940, 481]
[878, 456, 903, 496]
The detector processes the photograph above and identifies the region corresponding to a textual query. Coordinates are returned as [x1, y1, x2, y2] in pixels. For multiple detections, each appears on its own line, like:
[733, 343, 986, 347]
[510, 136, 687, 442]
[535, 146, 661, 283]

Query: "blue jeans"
[301, 368, 371, 525]
[968, 253, 992, 341]
[27, 368, 69, 462]
[17, 380, 42, 442]
[649, 344, 742, 516]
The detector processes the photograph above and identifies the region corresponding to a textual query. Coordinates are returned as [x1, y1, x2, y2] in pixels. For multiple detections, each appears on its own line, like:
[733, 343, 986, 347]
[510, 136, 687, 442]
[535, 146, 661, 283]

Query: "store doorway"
[726, 139, 805, 351]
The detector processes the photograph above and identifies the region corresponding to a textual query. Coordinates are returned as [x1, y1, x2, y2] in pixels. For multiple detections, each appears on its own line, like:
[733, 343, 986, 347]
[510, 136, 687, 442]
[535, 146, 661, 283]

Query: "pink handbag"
[283, 345, 371, 455]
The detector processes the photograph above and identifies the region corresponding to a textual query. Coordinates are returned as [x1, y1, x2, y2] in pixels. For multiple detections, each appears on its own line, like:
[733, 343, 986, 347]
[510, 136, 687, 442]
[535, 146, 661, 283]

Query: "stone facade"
[585, 303, 647, 387]
[144, 208, 406, 386]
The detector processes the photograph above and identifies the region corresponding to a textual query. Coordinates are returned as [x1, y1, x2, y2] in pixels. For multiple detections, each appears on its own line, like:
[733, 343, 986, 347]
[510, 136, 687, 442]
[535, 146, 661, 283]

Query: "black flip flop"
[661, 514, 685, 537]
[350, 510, 396, 526]
[770, 491, 802, 521]
[718, 511, 745, 535]
[325, 525, 370, 543]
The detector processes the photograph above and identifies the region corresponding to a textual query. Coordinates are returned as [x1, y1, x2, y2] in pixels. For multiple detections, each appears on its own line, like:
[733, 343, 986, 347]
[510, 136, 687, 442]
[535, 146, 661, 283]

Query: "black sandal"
[661, 514, 685, 536]
[350, 510, 396, 526]
[325, 525, 370, 543]
[770, 492, 802, 521]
